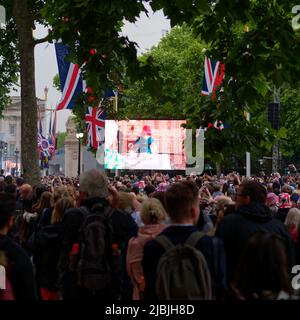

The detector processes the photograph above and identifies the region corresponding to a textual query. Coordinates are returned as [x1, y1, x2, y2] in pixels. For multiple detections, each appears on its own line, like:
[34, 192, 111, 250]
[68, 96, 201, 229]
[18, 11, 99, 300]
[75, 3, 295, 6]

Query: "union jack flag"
[38, 120, 54, 158]
[47, 111, 57, 159]
[85, 107, 107, 150]
[201, 56, 225, 96]
[55, 42, 85, 111]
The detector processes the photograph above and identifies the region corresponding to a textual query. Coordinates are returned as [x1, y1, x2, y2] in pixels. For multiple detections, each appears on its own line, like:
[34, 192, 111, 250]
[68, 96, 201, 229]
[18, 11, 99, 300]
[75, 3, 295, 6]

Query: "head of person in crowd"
[290, 193, 300, 207]
[131, 185, 140, 196]
[151, 191, 167, 211]
[212, 183, 223, 198]
[117, 191, 136, 213]
[164, 181, 200, 224]
[156, 182, 169, 193]
[4, 175, 13, 185]
[140, 198, 167, 225]
[235, 181, 267, 209]
[19, 183, 33, 200]
[51, 196, 75, 224]
[3, 183, 17, 198]
[0, 193, 16, 235]
[33, 184, 48, 202]
[51, 186, 69, 207]
[79, 169, 109, 203]
[32, 191, 52, 215]
[231, 232, 292, 300]
[144, 183, 155, 197]
[284, 207, 300, 243]
[281, 184, 292, 195]
[214, 195, 235, 228]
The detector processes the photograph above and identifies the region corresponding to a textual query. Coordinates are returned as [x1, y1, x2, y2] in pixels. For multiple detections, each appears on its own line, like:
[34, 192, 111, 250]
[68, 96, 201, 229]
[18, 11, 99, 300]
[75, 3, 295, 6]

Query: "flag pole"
[246, 112, 251, 177]
[115, 89, 119, 177]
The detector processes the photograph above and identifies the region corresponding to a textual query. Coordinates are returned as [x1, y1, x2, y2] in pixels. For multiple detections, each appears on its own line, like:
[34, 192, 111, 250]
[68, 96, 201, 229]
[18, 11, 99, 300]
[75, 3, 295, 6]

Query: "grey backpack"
[155, 232, 212, 300]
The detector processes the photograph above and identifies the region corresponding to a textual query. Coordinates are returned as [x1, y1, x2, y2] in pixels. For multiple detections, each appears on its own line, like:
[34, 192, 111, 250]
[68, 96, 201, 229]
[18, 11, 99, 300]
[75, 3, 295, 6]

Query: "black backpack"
[34, 223, 63, 272]
[76, 203, 115, 291]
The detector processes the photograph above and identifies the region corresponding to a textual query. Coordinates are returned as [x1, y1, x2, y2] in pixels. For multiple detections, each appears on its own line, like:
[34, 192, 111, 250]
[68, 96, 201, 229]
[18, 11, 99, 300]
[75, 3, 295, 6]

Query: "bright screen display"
[104, 120, 186, 170]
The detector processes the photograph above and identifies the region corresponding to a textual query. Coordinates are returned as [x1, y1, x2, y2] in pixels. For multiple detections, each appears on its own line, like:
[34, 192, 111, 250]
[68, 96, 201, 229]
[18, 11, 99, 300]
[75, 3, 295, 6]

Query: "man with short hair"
[142, 181, 226, 300]
[58, 169, 138, 300]
[216, 180, 293, 282]
[0, 193, 36, 300]
[212, 183, 224, 199]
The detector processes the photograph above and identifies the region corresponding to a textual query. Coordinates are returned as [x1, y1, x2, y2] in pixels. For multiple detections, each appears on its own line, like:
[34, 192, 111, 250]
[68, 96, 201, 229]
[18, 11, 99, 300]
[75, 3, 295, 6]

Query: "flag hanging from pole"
[201, 56, 225, 96]
[47, 112, 56, 160]
[85, 107, 107, 150]
[55, 42, 85, 111]
[52, 111, 57, 157]
[201, 56, 226, 131]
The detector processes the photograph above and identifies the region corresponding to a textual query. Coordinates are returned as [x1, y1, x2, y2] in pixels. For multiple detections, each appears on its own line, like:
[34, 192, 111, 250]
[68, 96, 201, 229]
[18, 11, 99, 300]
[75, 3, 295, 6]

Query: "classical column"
[64, 117, 83, 177]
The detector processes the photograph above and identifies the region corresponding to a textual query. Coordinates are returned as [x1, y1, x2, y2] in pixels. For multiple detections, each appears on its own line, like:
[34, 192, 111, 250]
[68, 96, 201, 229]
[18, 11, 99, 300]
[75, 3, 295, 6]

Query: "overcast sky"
[27, 5, 170, 133]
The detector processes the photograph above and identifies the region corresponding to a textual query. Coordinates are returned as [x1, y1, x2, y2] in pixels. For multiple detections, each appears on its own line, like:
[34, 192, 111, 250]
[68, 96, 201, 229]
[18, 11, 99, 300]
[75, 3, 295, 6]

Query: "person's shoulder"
[144, 237, 161, 253]
[0, 237, 30, 266]
[63, 207, 84, 221]
[220, 211, 241, 224]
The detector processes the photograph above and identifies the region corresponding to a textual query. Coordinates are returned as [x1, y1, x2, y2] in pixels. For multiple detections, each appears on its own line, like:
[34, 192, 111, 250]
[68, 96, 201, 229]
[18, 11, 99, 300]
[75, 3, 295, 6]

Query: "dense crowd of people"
[0, 169, 300, 300]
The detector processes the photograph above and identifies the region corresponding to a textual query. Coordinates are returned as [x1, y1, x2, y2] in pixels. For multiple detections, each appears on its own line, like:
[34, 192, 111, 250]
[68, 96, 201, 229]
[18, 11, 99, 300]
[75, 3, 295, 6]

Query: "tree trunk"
[13, 0, 40, 185]
[216, 162, 221, 177]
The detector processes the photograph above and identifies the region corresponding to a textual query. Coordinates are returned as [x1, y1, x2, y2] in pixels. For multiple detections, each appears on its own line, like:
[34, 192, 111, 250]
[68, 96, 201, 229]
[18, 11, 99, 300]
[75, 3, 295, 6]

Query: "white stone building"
[0, 96, 46, 174]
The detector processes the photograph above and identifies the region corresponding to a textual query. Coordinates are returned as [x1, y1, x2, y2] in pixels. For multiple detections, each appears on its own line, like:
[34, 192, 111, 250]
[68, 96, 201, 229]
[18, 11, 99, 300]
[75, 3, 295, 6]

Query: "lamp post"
[76, 133, 83, 177]
[0, 144, 3, 171]
[3, 145, 7, 174]
[15, 148, 19, 176]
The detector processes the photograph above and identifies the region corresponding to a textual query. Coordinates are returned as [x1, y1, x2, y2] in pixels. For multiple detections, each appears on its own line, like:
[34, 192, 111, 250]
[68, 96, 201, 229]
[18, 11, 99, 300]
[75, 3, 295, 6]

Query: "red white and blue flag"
[47, 111, 57, 159]
[85, 107, 107, 150]
[201, 56, 225, 96]
[55, 43, 85, 111]
[38, 119, 54, 169]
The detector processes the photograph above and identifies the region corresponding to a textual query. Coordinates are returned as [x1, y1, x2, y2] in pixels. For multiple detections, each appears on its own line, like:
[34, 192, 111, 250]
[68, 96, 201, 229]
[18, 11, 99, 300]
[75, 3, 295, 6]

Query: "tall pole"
[78, 137, 81, 177]
[272, 87, 280, 173]
[115, 90, 119, 177]
[245, 111, 251, 177]
[15, 150, 19, 177]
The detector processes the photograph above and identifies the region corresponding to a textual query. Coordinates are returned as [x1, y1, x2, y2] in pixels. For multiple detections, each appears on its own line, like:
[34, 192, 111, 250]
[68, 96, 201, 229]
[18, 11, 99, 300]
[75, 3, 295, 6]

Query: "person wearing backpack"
[0, 193, 37, 300]
[127, 198, 168, 300]
[34, 197, 74, 300]
[142, 181, 224, 300]
[58, 170, 138, 300]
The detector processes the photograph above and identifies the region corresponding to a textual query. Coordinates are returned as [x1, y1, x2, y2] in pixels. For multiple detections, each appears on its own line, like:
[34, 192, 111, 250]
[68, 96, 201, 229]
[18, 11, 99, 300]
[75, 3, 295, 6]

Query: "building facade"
[0, 96, 46, 174]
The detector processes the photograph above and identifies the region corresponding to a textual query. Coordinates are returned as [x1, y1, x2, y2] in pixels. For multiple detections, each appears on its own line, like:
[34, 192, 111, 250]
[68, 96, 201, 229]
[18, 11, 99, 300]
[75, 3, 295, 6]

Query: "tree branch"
[34, 35, 49, 45]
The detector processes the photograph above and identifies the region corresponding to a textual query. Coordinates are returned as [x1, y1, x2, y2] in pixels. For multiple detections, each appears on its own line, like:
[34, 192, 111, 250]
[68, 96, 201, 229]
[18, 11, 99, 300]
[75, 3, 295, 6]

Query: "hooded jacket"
[216, 202, 293, 282]
[127, 224, 167, 300]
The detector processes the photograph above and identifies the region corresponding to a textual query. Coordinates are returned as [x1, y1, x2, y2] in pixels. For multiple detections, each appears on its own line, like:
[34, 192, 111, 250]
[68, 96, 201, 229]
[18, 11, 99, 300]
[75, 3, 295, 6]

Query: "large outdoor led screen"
[104, 120, 186, 170]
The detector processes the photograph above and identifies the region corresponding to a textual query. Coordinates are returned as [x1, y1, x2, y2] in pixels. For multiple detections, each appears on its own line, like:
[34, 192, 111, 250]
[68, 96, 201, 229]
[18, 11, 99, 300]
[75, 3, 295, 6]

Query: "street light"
[15, 148, 19, 176]
[76, 132, 84, 177]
